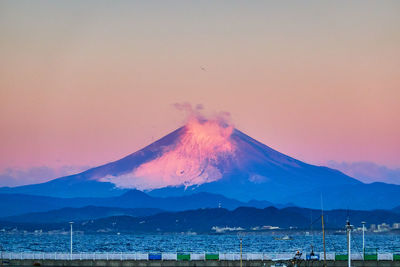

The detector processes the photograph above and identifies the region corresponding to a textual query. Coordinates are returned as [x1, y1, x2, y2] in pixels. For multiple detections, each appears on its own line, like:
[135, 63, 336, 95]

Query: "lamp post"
[237, 232, 245, 266]
[346, 220, 353, 267]
[69, 222, 74, 260]
[240, 238, 242, 267]
[361, 221, 366, 258]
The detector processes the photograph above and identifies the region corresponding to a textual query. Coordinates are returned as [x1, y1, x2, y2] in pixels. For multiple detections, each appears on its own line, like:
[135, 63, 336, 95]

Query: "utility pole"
[240, 238, 243, 267]
[69, 222, 74, 260]
[361, 221, 366, 258]
[346, 220, 353, 267]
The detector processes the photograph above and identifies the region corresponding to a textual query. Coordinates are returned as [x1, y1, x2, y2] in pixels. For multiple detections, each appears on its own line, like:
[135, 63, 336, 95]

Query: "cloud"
[326, 161, 400, 185]
[173, 102, 232, 127]
[0, 165, 91, 187]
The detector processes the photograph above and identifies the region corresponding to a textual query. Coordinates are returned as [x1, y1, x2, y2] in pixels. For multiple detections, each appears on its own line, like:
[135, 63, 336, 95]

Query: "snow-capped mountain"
[1, 118, 399, 209]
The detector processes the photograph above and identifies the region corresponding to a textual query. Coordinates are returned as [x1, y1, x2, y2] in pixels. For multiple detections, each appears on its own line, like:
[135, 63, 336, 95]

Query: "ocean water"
[1, 232, 399, 254]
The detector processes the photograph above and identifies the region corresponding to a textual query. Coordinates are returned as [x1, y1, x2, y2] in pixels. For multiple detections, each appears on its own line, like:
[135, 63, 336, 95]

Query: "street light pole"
[361, 221, 366, 258]
[69, 222, 74, 260]
[346, 220, 352, 267]
[240, 238, 242, 267]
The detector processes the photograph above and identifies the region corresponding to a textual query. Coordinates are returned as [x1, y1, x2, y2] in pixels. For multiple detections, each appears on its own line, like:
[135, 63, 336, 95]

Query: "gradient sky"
[1, 1, 400, 181]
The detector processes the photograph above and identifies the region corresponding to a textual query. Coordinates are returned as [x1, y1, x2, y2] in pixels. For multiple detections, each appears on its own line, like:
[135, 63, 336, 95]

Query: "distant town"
[362, 223, 400, 233]
[2, 222, 399, 235]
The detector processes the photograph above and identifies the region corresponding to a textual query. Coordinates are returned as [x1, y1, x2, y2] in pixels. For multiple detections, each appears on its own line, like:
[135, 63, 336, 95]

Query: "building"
[377, 223, 390, 232]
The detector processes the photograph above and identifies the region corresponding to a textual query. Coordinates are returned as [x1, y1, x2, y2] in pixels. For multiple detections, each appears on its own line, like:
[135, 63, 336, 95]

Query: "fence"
[2, 252, 400, 261]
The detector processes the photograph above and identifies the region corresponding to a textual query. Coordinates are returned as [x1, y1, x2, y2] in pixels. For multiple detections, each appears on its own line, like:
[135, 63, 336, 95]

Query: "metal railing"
[1, 252, 399, 261]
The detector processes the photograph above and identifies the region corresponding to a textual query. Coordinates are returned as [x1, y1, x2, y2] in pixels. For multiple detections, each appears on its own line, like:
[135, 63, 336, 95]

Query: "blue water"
[1, 233, 399, 253]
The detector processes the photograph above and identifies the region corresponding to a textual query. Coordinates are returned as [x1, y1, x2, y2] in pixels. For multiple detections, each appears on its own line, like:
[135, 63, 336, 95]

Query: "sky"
[0, 1, 399, 186]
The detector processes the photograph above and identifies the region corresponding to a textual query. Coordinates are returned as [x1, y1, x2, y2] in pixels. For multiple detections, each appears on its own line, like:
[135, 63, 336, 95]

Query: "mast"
[321, 212, 327, 267]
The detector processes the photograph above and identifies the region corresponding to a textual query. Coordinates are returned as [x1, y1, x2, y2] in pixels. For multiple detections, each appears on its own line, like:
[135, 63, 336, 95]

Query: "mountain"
[75, 207, 400, 231]
[0, 207, 311, 233]
[0, 174, 125, 198]
[2, 206, 163, 223]
[1, 119, 399, 209]
[2, 206, 400, 233]
[0, 190, 276, 217]
[79, 207, 311, 233]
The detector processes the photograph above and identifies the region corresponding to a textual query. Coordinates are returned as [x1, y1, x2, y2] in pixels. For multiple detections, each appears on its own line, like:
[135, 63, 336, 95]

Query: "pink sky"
[0, 1, 399, 180]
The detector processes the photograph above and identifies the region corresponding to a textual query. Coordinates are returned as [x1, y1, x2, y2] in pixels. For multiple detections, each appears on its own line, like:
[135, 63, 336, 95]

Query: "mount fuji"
[1, 118, 399, 209]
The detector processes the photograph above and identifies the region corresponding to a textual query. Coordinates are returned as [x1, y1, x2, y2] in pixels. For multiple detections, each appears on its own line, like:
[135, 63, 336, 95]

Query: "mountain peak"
[100, 118, 238, 190]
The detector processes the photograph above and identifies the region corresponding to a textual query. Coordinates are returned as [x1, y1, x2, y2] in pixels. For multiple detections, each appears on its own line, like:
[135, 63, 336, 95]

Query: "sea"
[1, 232, 399, 254]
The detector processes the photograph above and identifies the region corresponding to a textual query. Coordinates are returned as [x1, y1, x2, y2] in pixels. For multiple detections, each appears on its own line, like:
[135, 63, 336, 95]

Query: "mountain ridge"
[2, 206, 164, 223]
[2, 206, 400, 233]
[0, 190, 279, 217]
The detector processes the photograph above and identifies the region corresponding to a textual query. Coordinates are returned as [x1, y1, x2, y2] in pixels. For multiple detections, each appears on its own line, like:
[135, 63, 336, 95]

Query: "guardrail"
[1, 252, 400, 261]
